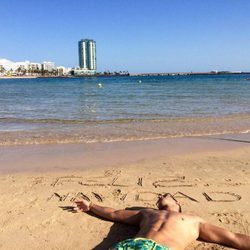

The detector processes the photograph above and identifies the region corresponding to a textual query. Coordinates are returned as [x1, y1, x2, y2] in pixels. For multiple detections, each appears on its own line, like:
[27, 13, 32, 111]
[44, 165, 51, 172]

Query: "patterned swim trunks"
[110, 238, 170, 250]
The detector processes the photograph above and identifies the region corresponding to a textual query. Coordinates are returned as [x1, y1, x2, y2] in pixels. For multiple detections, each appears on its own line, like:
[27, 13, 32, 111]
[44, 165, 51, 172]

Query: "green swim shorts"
[111, 238, 170, 250]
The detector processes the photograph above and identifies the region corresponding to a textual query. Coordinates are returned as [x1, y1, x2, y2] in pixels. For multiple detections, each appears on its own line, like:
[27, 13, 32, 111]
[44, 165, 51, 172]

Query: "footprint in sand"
[29, 177, 44, 187]
[211, 212, 249, 234]
[221, 179, 245, 186]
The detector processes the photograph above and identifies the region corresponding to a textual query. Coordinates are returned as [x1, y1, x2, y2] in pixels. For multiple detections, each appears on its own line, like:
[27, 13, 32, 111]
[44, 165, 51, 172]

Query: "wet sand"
[0, 134, 250, 249]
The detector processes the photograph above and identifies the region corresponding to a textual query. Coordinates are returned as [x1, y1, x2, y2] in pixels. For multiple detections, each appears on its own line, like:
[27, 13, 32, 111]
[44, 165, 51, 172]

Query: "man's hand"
[75, 200, 91, 212]
[74, 201, 141, 225]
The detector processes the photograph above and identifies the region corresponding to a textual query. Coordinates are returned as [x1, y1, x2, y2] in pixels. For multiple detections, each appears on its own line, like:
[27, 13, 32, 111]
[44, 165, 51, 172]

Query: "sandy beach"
[0, 134, 249, 250]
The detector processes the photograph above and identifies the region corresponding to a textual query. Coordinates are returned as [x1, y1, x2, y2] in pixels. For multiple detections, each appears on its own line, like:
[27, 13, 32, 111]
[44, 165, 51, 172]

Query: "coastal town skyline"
[0, 37, 130, 77]
[0, 36, 248, 77]
[0, 37, 98, 77]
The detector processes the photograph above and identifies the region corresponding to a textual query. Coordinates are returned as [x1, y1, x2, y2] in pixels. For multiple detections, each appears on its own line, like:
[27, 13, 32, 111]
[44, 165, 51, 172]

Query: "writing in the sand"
[47, 190, 241, 203]
[47, 175, 241, 204]
[50, 175, 194, 188]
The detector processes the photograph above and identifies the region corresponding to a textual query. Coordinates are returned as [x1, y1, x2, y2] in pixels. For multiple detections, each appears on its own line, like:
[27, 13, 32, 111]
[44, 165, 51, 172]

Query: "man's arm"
[198, 220, 250, 250]
[75, 200, 142, 226]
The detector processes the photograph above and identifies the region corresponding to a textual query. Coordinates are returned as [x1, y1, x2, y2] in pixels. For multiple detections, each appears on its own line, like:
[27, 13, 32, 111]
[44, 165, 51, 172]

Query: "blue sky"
[1, 0, 250, 73]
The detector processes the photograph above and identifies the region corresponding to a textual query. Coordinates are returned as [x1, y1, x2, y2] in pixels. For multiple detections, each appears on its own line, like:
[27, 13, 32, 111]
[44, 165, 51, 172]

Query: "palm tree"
[0, 66, 6, 73]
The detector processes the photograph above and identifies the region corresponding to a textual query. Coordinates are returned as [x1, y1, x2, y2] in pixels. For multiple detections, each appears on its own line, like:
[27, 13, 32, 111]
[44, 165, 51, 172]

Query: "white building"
[56, 66, 71, 76]
[0, 58, 42, 72]
[0, 58, 18, 71]
[42, 61, 55, 72]
[74, 68, 96, 76]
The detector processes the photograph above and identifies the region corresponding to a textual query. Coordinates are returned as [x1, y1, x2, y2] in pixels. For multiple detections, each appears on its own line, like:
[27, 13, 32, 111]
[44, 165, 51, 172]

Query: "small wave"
[0, 113, 250, 125]
[0, 129, 249, 146]
[0, 112, 250, 146]
[0, 117, 84, 124]
[241, 130, 250, 134]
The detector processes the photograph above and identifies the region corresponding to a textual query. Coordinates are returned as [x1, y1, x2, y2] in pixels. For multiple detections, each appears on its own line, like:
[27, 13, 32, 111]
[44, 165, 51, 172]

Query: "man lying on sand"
[75, 193, 250, 250]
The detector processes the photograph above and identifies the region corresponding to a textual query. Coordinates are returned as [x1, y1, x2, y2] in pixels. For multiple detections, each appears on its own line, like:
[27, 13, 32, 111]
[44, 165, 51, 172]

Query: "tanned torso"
[75, 199, 250, 250]
[136, 209, 201, 250]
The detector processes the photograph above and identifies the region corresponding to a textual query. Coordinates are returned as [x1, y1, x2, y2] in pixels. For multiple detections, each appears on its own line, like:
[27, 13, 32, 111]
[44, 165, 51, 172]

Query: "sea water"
[0, 74, 250, 145]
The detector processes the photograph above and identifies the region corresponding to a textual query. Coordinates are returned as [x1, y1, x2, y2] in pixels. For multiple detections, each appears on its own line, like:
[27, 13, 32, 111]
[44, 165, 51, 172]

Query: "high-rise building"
[78, 39, 96, 71]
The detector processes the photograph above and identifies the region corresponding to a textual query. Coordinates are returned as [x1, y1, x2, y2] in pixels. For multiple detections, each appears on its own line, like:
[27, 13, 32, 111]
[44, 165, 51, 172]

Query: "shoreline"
[1, 72, 250, 80]
[1, 114, 250, 146]
[1, 133, 250, 174]
[0, 76, 38, 79]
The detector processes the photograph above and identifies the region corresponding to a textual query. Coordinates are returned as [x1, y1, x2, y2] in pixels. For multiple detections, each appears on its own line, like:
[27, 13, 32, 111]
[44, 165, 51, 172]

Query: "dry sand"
[0, 135, 250, 250]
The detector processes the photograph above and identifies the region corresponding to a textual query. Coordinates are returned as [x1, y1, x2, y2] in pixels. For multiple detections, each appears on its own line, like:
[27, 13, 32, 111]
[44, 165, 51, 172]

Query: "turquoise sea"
[0, 74, 250, 145]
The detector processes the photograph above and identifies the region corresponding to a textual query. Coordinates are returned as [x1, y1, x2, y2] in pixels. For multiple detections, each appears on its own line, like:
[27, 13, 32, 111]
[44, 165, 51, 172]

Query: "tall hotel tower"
[78, 39, 96, 71]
